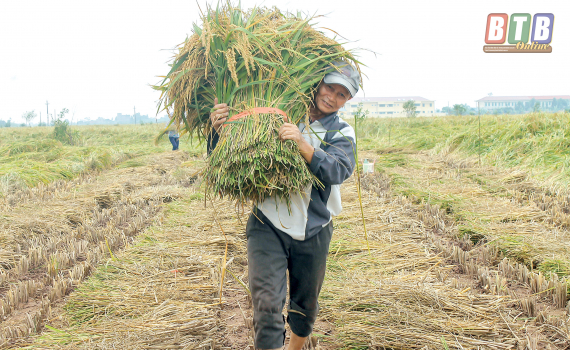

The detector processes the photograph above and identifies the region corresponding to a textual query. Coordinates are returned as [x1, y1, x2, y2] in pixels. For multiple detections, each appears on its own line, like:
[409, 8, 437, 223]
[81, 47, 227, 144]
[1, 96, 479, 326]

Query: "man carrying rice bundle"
[154, 4, 363, 347]
[209, 61, 360, 350]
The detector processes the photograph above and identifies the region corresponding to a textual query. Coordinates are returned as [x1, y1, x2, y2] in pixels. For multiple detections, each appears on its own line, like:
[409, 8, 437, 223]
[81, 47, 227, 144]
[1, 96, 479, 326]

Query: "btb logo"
[484, 13, 554, 53]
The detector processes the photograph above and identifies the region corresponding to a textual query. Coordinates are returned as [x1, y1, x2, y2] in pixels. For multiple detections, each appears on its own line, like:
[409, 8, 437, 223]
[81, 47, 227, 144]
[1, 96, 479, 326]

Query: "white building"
[340, 96, 436, 118]
[476, 95, 570, 111]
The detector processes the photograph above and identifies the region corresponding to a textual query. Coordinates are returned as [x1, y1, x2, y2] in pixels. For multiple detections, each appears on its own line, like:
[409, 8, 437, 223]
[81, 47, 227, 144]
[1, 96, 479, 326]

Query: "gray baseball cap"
[323, 61, 360, 97]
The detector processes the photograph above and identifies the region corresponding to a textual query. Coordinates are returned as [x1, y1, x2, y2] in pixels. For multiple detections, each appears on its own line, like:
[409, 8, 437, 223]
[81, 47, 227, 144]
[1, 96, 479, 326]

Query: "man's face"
[314, 82, 351, 115]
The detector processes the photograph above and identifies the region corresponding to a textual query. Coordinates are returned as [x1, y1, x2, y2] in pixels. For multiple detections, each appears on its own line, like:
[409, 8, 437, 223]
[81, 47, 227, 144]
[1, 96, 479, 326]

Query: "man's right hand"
[210, 98, 229, 134]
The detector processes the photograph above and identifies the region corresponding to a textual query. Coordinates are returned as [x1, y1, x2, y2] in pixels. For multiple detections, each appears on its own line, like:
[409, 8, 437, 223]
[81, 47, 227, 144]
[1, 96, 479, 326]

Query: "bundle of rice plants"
[154, 3, 361, 206]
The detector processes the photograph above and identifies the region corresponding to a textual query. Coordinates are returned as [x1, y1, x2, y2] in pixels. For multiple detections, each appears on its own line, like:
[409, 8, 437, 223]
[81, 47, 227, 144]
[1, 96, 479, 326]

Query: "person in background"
[168, 128, 180, 151]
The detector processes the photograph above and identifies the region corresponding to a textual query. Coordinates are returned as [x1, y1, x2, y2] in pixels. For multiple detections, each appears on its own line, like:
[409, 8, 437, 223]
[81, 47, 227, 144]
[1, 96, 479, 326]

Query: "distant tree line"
[439, 104, 475, 116]
[76, 113, 170, 126]
[1, 110, 170, 127]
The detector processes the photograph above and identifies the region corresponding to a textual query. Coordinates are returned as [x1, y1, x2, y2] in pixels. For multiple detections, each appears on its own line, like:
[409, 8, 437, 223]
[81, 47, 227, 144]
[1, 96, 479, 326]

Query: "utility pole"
[46, 101, 49, 125]
[40, 112, 41, 126]
[478, 106, 481, 166]
[134, 106, 136, 125]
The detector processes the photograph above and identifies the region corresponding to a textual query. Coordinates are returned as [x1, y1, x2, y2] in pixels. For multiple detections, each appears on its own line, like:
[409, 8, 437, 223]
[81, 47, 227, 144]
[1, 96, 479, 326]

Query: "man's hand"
[210, 98, 229, 133]
[278, 123, 304, 145]
[279, 123, 314, 164]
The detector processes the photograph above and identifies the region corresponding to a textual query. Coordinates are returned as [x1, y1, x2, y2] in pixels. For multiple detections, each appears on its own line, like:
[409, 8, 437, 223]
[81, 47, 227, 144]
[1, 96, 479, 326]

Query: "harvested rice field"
[2, 115, 570, 349]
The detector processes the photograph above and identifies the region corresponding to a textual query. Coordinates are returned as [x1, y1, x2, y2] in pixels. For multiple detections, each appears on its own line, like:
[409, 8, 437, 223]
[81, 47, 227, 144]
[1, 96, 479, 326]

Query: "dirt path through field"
[12, 149, 570, 349]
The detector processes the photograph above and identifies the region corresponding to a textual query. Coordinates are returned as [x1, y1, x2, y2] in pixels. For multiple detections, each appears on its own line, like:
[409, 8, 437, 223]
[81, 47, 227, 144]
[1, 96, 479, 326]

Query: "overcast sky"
[1, 0, 568, 123]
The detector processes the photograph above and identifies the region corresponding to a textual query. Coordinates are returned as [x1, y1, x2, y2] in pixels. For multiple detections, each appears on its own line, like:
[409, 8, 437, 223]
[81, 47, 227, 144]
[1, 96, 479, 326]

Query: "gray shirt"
[258, 112, 356, 241]
[207, 112, 356, 241]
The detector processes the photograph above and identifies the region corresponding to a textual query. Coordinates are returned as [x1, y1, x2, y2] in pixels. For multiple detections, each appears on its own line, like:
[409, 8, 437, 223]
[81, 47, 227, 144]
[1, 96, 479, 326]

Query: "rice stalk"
[154, 2, 361, 206]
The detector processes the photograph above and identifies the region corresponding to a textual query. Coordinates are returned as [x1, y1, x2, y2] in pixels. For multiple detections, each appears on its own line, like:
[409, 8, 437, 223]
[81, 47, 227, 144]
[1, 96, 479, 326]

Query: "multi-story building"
[339, 96, 436, 118]
[476, 95, 570, 111]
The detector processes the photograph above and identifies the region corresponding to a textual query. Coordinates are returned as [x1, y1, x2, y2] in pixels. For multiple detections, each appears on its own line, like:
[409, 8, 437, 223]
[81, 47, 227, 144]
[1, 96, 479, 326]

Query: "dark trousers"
[169, 136, 179, 150]
[246, 210, 333, 349]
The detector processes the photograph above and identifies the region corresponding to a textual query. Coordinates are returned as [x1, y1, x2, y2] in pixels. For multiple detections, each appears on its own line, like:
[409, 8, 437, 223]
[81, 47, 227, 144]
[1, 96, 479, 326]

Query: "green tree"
[352, 103, 369, 152]
[22, 110, 37, 126]
[462, 103, 473, 115]
[515, 101, 525, 114]
[551, 98, 569, 112]
[354, 103, 369, 123]
[528, 98, 537, 111]
[452, 104, 466, 116]
[533, 102, 541, 112]
[52, 107, 78, 145]
[403, 100, 417, 118]
[58, 108, 69, 120]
